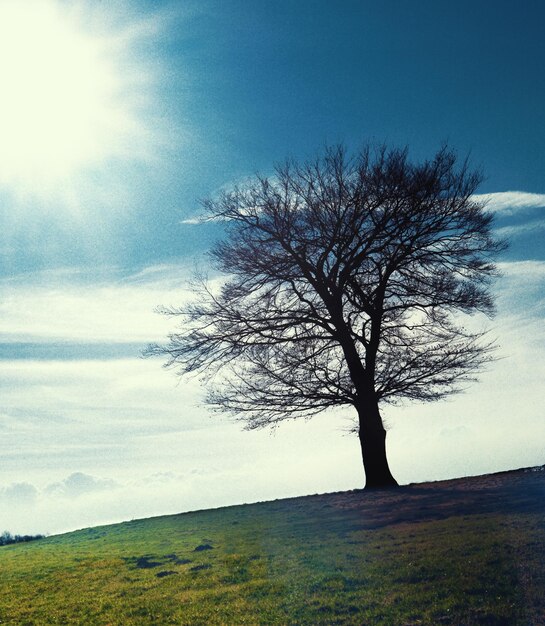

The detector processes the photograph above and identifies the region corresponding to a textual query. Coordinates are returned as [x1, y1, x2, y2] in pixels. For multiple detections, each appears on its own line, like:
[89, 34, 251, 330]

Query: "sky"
[0, 0, 544, 535]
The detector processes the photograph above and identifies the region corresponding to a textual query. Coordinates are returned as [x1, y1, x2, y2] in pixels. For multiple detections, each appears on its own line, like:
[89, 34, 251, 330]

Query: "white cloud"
[474, 191, 545, 215]
[0, 482, 38, 506]
[496, 261, 545, 318]
[45, 472, 117, 498]
[498, 259, 545, 279]
[180, 190, 545, 225]
[386, 259, 545, 482]
[494, 219, 545, 238]
[0, 260, 544, 536]
[0, 414, 364, 535]
[0, 265, 192, 344]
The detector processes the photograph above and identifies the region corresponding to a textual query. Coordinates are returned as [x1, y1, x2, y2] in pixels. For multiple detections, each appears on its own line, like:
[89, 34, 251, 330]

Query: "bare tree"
[150, 145, 506, 488]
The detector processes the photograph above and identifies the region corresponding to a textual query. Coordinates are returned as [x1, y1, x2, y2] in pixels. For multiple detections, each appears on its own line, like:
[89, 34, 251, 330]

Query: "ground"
[0, 467, 544, 624]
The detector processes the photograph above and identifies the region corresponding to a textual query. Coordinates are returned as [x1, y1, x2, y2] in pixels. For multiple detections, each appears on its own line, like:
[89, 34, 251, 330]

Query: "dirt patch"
[131, 556, 163, 569]
[190, 564, 212, 572]
[164, 554, 192, 565]
[194, 543, 214, 552]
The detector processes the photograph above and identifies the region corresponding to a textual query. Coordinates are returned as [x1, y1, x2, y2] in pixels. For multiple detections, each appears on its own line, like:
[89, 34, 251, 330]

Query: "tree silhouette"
[151, 145, 505, 488]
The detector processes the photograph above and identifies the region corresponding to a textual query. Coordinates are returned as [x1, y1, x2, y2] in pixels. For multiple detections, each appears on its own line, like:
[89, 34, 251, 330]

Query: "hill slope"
[1, 467, 544, 625]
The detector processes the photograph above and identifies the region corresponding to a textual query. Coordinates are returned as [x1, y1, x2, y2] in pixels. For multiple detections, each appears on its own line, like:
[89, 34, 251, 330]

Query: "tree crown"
[152, 145, 506, 428]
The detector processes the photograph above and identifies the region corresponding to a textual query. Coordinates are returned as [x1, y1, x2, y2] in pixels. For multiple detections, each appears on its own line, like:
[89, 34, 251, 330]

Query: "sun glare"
[0, 0, 156, 202]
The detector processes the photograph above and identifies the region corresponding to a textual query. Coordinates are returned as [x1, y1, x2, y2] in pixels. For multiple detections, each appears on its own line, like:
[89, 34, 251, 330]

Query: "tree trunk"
[357, 400, 398, 489]
[331, 318, 397, 488]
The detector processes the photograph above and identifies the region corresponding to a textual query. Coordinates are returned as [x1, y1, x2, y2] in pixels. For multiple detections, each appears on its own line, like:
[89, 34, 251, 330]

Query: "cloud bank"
[0, 264, 191, 346]
[0, 256, 544, 536]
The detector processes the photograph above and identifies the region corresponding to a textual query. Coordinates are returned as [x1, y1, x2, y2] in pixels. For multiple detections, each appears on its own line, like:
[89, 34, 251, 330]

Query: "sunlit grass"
[1, 475, 544, 624]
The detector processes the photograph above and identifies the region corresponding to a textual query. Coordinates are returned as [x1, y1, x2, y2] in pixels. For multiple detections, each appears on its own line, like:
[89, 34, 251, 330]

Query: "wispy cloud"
[494, 219, 545, 238]
[180, 190, 545, 223]
[180, 191, 545, 225]
[495, 260, 545, 318]
[0, 265, 192, 345]
[474, 191, 545, 215]
[498, 259, 545, 281]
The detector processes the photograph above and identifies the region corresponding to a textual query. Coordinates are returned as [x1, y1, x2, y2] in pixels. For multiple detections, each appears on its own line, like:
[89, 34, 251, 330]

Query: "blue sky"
[0, 0, 544, 534]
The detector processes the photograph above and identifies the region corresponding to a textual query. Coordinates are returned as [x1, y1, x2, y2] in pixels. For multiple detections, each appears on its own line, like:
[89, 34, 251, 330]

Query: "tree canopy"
[151, 145, 505, 487]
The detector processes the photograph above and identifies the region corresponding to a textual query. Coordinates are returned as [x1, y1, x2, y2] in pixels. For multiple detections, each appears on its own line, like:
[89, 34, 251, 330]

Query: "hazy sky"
[0, 0, 544, 535]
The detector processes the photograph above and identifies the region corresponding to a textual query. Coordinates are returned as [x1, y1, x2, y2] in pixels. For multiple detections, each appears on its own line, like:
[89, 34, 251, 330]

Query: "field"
[1, 468, 544, 625]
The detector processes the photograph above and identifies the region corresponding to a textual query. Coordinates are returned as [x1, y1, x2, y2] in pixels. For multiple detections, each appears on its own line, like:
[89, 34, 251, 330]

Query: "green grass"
[1, 472, 544, 624]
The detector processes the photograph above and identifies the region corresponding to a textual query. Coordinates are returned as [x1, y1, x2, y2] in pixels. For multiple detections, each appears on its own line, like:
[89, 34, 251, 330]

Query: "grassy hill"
[1, 468, 544, 625]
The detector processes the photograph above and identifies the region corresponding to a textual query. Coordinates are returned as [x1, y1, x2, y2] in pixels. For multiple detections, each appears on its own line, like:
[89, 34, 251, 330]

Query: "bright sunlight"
[0, 0, 157, 202]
